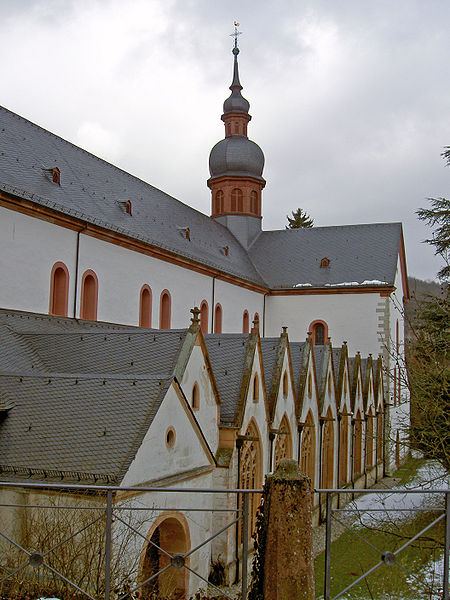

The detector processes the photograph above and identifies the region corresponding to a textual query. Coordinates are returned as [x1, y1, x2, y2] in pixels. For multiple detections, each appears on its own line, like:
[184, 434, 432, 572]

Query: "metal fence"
[0, 481, 448, 600]
[0, 481, 257, 600]
[316, 487, 449, 600]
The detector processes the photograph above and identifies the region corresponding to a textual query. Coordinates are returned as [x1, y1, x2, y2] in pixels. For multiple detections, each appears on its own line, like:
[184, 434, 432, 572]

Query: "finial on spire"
[230, 21, 242, 54]
[190, 306, 200, 326]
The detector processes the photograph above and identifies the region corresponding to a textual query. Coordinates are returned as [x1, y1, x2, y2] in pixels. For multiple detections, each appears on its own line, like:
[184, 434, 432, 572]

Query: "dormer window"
[52, 167, 60, 184]
[126, 200, 132, 215]
[320, 257, 330, 268]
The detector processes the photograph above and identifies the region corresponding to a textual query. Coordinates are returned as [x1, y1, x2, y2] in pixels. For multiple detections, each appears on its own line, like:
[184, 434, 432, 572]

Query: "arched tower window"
[214, 303, 222, 333]
[139, 285, 152, 328]
[321, 407, 335, 489]
[215, 190, 224, 214]
[253, 313, 260, 329]
[80, 270, 98, 321]
[191, 382, 200, 411]
[159, 290, 171, 330]
[300, 411, 316, 487]
[49, 262, 69, 317]
[250, 190, 258, 215]
[252, 373, 259, 403]
[200, 301, 208, 334]
[242, 310, 249, 333]
[310, 320, 328, 345]
[231, 188, 243, 212]
[273, 414, 292, 470]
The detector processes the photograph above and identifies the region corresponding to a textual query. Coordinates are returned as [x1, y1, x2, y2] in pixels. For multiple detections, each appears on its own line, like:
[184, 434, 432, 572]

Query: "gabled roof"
[260, 335, 288, 420]
[248, 223, 403, 289]
[0, 309, 196, 484]
[0, 106, 265, 287]
[0, 105, 404, 292]
[204, 333, 251, 426]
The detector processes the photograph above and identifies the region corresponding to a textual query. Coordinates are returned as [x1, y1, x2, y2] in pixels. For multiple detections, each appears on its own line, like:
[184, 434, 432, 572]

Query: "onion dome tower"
[208, 27, 266, 248]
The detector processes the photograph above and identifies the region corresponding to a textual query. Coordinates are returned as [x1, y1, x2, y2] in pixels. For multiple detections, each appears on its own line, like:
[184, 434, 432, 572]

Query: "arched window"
[339, 414, 350, 486]
[231, 188, 243, 212]
[253, 313, 260, 329]
[80, 270, 98, 321]
[240, 420, 262, 541]
[321, 407, 334, 489]
[353, 410, 363, 477]
[139, 285, 152, 328]
[242, 310, 250, 333]
[376, 412, 383, 461]
[273, 414, 293, 470]
[191, 382, 200, 411]
[366, 409, 374, 468]
[300, 411, 316, 487]
[282, 371, 288, 398]
[214, 303, 222, 333]
[252, 373, 259, 403]
[215, 190, 224, 214]
[250, 190, 258, 214]
[310, 320, 328, 345]
[159, 290, 171, 329]
[200, 301, 208, 334]
[49, 262, 69, 317]
[308, 372, 313, 397]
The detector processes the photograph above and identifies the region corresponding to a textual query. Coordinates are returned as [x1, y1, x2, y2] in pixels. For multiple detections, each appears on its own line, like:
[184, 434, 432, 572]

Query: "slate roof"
[204, 333, 251, 425]
[0, 105, 403, 291]
[260, 337, 281, 401]
[0, 309, 189, 484]
[0, 106, 264, 287]
[248, 223, 402, 289]
[288, 341, 306, 396]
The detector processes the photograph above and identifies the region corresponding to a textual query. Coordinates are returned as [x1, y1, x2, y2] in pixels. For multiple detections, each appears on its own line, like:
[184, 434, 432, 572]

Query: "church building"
[0, 36, 410, 598]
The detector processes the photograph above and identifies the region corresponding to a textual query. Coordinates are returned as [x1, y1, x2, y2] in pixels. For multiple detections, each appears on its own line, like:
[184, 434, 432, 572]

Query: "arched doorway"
[141, 516, 189, 599]
[300, 411, 316, 488]
[240, 420, 263, 542]
[273, 414, 293, 470]
[321, 407, 335, 489]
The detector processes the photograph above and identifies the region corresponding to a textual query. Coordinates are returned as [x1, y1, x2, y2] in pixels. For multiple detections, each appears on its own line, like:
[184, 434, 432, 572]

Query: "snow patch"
[294, 283, 312, 287]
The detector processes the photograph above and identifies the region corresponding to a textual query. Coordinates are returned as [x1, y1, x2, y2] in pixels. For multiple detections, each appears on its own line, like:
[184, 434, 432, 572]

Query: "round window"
[165, 427, 176, 449]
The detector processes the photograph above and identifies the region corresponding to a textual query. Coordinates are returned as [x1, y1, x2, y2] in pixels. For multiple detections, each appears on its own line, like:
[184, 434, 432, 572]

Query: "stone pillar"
[259, 459, 315, 599]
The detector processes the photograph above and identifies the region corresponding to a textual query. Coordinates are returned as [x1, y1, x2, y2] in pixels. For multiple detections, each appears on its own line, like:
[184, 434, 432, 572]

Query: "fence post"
[242, 492, 249, 600]
[324, 492, 332, 600]
[444, 491, 449, 600]
[261, 459, 315, 599]
[104, 490, 113, 600]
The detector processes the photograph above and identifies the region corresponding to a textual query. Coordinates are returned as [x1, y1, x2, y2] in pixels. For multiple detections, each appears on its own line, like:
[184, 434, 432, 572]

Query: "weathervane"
[230, 21, 242, 53]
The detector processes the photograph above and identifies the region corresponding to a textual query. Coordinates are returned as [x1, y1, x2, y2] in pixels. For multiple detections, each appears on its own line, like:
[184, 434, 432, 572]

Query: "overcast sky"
[2, 0, 449, 280]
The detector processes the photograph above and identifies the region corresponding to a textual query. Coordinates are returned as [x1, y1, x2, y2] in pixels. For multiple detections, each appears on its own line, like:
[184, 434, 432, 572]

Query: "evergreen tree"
[408, 147, 450, 472]
[286, 208, 314, 229]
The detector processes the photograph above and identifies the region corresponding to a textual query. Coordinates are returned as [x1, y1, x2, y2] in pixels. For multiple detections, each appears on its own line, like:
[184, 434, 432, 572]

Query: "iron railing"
[316, 488, 449, 600]
[0, 481, 448, 599]
[0, 481, 259, 600]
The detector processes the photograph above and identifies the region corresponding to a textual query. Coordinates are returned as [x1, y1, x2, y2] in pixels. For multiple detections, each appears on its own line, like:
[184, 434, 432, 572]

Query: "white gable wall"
[265, 293, 384, 355]
[180, 343, 219, 453]
[121, 383, 212, 487]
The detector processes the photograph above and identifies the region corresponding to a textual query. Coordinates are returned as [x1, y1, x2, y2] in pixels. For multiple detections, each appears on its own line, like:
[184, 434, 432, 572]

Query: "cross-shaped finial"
[230, 21, 242, 52]
[190, 306, 200, 325]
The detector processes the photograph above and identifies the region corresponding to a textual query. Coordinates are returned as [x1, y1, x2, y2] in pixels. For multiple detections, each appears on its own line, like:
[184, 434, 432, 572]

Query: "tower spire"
[207, 23, 266, 248]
